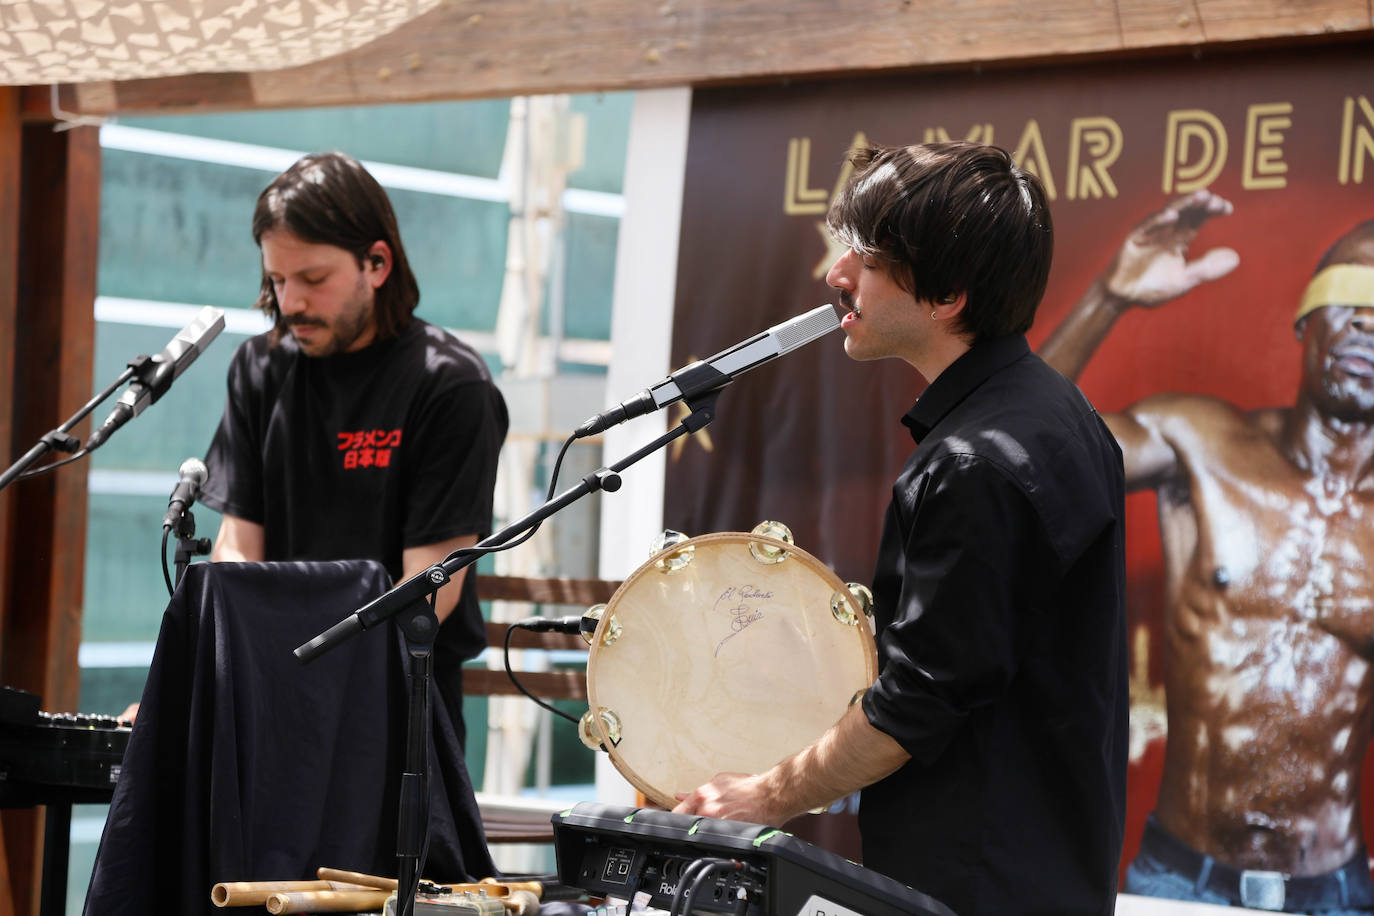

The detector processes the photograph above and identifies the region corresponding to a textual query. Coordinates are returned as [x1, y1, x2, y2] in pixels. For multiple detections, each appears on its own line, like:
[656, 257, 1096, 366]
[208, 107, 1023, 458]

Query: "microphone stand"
[0, 362, 141, 492]
[295, 393, 720, 916]
[170, 508, 212, 588]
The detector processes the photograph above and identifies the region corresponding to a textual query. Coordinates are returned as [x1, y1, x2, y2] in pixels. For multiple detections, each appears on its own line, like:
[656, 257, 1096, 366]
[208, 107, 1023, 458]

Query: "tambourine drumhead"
[585, 531, 877, 809]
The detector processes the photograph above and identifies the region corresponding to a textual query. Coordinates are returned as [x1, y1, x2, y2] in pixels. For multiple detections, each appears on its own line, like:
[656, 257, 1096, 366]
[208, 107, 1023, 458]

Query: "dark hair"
[251, 152, 420, 343]
[826, 142, 1053, 341]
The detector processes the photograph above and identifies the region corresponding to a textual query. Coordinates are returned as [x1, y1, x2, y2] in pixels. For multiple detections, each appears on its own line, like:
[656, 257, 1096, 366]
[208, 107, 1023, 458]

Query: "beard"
[287, 277, 375, 357]
[1311, 370, 1374, 423]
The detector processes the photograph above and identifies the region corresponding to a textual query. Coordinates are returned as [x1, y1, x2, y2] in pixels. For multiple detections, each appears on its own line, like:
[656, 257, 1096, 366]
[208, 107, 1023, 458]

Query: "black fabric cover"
[84, 560, 494, 915]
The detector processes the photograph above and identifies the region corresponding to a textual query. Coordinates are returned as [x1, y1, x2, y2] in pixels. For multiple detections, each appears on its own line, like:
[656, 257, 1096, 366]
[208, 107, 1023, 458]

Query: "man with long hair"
[200, 151, 508, 747]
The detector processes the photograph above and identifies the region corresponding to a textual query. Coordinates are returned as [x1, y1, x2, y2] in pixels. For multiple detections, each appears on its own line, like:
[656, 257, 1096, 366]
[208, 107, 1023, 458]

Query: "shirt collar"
[900, 335, 1030, 443]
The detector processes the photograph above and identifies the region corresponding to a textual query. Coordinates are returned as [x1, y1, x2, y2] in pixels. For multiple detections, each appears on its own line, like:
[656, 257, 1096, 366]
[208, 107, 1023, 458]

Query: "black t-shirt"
[860, 335, 1128, 916]
[200, 318, 508, 682]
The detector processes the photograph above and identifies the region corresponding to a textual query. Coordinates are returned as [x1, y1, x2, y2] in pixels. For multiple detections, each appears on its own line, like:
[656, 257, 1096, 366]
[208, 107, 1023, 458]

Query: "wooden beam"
[0, 121, 100, 916]
[5, 123, 99, 712]
[0, 83, 21, 916]
[0, 95, 18, 663]
[19, 0, 1366, 116]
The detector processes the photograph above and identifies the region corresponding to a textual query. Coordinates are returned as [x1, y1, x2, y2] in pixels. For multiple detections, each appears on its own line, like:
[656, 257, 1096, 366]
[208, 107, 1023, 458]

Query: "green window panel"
[98, 151, 268, 309]
[118, 99, 512, 179]
[532, 695, 597, 787]
[388, 184, 508, 333]
[99, 152, 509, 333]
[79, 667, 155, 720]
[556, 212, 618, 342]
[569, 93, 634, 194]
[459, 667, 596, 790]
[66, 805, 106, 916]
[83, 492, 219, 642]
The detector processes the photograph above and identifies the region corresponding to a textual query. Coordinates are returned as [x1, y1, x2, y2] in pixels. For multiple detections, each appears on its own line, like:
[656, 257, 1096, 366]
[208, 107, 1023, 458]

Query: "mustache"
[838, 290, 856, 312]
[1330, 333, 1374, 360]
[287, 316, 327, 329]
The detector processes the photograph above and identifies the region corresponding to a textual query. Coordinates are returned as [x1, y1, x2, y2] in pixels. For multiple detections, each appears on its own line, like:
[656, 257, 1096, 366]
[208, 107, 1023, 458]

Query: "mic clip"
[39, 430, 80, 454]
[126, 353, 155, 378]
[669, 360, 730, 402]
[679, 389, 721, 432]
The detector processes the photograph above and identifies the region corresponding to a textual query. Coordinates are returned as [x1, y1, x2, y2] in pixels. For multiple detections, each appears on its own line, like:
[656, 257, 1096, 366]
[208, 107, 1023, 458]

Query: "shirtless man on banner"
[1041, 196, 1374, 913]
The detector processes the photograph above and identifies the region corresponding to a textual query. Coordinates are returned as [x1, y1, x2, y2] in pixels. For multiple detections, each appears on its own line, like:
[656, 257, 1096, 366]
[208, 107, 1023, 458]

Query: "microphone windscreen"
[178, 457, 209, 486]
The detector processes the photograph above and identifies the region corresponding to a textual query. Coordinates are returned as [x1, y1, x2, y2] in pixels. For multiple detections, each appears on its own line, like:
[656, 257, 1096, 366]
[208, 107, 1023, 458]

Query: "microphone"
[513, 615, 588, 635]
[162, 458, 208, 529]
[86, 307, 227, 450]
[574, 303, 841, 438]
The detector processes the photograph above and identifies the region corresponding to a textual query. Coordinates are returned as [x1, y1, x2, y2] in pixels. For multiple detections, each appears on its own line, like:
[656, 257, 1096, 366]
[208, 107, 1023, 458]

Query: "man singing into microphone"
[197, 151, 508, 747]
[674, 142, 1129, 916]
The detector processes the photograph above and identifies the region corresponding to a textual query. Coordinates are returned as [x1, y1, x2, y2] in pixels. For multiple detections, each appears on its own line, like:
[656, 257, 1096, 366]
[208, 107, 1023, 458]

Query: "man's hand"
[672, 772, 786, 826]
[1100, 189, 1239, 307]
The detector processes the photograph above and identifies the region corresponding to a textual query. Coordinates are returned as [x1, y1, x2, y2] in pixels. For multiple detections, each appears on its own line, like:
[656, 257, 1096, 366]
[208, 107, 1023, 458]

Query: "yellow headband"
[1295, 264, 1374, 323]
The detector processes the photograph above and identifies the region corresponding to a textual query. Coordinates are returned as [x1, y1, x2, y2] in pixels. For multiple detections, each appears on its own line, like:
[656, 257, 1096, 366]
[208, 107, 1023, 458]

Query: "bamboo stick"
[211, 880, 372, 907]
[265, 889, 393, 913]
[481, 878, 543, 898]
[315, 867, 398, 891]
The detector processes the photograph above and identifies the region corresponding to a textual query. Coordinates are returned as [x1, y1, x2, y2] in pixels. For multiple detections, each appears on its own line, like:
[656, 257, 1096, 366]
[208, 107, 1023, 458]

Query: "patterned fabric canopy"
[0, 0, 439, 86]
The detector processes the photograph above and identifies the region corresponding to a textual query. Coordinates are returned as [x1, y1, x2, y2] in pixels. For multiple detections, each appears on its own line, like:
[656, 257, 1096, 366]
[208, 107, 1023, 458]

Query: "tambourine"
[580, 523, 876, 809]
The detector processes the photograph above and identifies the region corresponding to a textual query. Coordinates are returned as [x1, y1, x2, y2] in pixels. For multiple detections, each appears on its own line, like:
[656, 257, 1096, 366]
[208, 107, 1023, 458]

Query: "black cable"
[503, 622, 581, 726]
[473, 430, 584, 725]
[161, 525, 175, 597]
[685, 860, 741, 916]
[16, 447, 92, 479]
[440, 430, 579, 567]
[671, 857, 730, 916]
[670, 859, 709, 916]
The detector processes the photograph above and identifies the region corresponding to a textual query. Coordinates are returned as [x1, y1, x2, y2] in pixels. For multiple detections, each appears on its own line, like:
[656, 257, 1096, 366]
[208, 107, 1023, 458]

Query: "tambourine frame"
[584, 531, 877, 809]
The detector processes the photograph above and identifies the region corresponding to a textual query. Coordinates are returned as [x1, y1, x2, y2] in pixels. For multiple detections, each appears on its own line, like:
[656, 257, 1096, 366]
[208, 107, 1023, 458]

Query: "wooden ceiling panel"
[13, 0, 1370, 117]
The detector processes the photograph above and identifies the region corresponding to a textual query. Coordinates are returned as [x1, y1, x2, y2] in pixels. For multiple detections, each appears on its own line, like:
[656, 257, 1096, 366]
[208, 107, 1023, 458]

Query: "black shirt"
[200, 319, 508, 732]
[858, 335, 1128, 916]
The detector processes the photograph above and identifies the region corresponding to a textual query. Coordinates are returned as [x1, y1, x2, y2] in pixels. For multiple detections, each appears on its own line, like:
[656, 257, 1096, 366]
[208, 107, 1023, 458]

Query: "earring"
[931, 311, 937, 320]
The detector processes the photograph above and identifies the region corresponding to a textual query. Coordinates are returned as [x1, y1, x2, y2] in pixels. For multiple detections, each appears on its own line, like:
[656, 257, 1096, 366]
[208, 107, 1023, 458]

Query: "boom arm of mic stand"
[294, 392, 719, 664]
[0, 365, 137, 492]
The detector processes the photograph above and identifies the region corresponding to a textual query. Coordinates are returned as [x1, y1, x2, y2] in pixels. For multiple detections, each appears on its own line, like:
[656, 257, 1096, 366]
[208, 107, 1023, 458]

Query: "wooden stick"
[212, 880, 371, 907]
[265, 889, 393, 914]
[315, 867, 399, 891]
[481, 878, 544, 898]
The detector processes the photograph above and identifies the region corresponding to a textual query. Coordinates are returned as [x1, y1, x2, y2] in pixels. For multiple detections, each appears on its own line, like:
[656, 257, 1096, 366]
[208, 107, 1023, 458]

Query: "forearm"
[1038, 279, 1131, 381]
[402, 535, 477, 625]
[212, 515, 265, 562]
[762, 703, 911, 822]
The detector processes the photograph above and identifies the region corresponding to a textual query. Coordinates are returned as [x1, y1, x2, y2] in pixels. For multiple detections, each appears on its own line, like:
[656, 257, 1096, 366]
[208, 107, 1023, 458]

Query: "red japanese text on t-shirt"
[337, 428, 402, 469]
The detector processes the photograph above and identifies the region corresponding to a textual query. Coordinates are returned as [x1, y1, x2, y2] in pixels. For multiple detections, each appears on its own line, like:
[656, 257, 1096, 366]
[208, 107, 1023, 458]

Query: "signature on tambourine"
[713, 584, 774, 657]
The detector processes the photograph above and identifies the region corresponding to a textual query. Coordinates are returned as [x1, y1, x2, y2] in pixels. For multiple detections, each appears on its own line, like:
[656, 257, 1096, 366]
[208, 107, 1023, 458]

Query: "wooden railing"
[469, 574, 621, 844]
[466, 574, 620, 701]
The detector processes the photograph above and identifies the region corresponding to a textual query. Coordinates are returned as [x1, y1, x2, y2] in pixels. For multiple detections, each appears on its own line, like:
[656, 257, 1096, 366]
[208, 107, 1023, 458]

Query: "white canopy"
[0, 0, 438, 86]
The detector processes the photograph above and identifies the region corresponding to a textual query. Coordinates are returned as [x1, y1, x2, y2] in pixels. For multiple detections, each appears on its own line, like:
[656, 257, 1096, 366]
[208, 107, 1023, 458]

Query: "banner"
[666, 40, 1374, 883]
